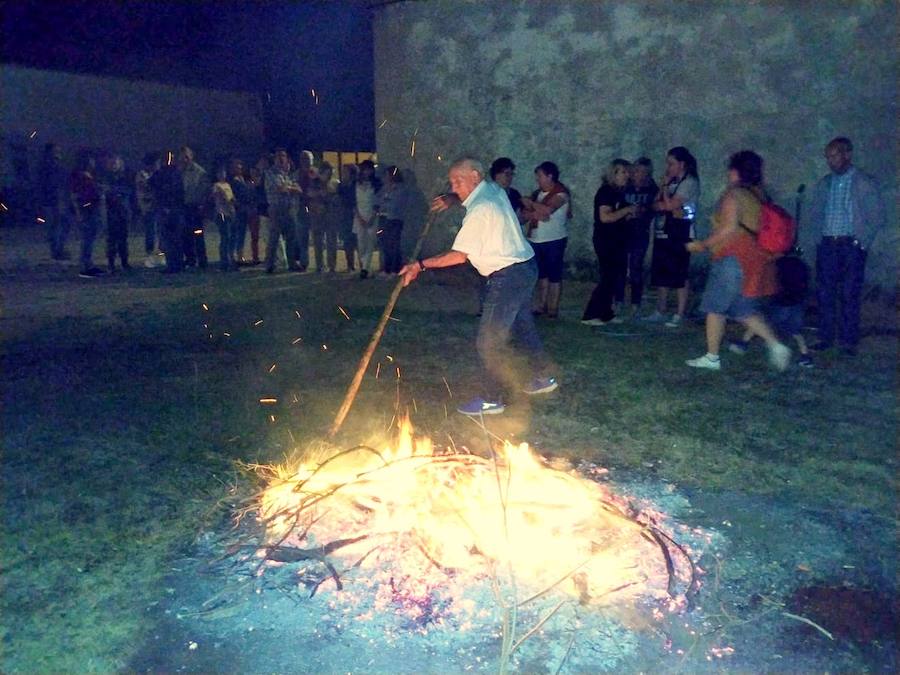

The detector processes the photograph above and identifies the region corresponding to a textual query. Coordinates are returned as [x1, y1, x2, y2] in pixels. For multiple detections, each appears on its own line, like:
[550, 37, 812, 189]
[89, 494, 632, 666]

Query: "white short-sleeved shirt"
[672, 175, 700, 239]
[452, 180, 534, 277]
[527, 190, 569, 243]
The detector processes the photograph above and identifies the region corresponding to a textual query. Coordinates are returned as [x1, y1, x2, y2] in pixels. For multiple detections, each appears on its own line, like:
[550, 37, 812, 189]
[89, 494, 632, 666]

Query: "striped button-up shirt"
[823, 167, 855, 237]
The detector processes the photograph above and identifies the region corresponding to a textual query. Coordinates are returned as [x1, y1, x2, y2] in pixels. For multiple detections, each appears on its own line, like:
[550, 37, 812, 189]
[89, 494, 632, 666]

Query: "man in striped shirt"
[806, 137, 886, 355]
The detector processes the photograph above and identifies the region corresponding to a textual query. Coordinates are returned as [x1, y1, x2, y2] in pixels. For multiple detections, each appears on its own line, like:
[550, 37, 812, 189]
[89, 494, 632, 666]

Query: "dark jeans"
[312, 220, 339, 272]
[293, 211, 310, 269]
[216, 214, 238, 270]
[246, 213, 261, 262]
[477, 258, 549, 401]
[106, 207, 129, 268]
[78, 208, 101, 271]
[266, 207, 299, 271]
[343, 231, 357, 271]
[615, 231, 649, 306]
[231, 210, 249, 261]
[140, 209, 158, 254]
[42, 204, 70, 258]
[183, 205, 208, 268]
[160, 207, 186, 272]
[816, 237, 867, 347]
[583, 227, 626, 321]
[378, 218, 404, 274]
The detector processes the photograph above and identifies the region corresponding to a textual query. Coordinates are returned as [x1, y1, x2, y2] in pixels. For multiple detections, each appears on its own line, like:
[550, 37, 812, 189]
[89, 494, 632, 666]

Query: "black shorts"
[531, 237, 567, 282]
[651, 236, 690, 288]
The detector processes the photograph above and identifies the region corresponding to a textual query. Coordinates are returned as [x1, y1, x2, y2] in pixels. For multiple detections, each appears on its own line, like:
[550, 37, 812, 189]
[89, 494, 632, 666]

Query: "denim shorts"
[531, 237, 567, 282]
[699, 256, 759, 320]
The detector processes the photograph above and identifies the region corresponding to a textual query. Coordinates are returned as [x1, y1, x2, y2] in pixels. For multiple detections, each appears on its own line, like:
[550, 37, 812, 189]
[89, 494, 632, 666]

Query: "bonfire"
[241, 417, 699, 671]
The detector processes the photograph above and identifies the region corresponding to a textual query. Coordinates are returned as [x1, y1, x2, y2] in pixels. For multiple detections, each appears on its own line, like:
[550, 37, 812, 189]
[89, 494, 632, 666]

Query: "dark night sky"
[1, 0, 377, 150]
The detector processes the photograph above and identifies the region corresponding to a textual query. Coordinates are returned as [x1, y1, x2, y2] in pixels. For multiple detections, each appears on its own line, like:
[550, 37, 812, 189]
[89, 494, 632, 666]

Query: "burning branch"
[232, 418, 701, 670]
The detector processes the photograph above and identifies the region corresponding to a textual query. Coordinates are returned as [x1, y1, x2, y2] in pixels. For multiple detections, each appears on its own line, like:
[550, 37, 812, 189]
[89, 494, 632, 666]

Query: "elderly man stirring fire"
[399, 157, 558, 416]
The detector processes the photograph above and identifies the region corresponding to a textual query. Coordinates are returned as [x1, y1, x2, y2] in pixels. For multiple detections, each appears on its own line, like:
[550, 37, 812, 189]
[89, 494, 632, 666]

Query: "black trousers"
[182, 205, 208, 267]
[106, 205, 129, 267]
[583, 227, 627, 321]
[160, 207, 186, 271]
[378, 218, 404, 274]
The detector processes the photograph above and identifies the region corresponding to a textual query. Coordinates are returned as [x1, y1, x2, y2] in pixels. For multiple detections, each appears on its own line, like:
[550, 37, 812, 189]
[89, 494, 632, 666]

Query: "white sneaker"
[665, 314, 683, 328]
[642, 310, 666, 323]
[767, 342, 791, 372]
[581, 318, 609, 326]
[686, 354, 721, 370]
[144, 255, 157, 268]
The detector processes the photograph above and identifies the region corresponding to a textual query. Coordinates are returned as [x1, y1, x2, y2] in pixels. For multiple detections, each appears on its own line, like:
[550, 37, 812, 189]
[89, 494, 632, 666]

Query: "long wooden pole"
[328, 211, 437, 438]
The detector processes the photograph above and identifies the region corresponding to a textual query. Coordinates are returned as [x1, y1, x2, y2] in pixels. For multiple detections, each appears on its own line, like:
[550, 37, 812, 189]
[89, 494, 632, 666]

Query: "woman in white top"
[352, 159, 381, 278]
[520, 161, 571, 319]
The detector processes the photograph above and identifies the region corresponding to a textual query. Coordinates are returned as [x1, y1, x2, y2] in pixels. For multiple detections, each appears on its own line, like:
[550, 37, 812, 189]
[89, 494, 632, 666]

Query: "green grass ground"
[1, 226, 896, 671]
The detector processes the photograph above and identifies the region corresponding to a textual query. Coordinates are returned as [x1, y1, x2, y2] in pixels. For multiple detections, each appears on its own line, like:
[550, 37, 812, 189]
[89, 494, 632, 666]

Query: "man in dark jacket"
[150, 151, 186, 273]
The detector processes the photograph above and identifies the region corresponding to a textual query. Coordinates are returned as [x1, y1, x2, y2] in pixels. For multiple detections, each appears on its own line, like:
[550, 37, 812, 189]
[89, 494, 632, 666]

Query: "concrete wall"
[373, 0, 897, 288]
[1, 65, 265, 202]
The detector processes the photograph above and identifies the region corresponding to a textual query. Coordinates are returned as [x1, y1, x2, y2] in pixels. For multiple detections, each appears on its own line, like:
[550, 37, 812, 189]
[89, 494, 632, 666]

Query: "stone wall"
[1, 65, 265, 179]
[373, 0, 896, 288]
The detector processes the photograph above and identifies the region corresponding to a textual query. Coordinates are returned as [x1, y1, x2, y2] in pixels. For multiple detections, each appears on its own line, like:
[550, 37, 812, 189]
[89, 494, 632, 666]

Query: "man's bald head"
[448, 157, 484, 202]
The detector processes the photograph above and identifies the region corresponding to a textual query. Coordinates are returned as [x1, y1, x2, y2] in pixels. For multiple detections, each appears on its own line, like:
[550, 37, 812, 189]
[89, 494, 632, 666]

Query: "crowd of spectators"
[482, 137, 884, 371]
[32, 144, 406, 280]
[27, 135, 887, 372]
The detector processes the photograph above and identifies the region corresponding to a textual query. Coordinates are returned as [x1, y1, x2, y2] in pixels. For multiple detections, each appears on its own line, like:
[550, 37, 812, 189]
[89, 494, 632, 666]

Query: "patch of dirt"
[787, 584, 898, 644]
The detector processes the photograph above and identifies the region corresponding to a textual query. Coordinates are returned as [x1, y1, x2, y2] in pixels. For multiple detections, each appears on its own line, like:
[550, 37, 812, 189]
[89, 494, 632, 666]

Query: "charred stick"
[264, 534, 369, 562]
[328, 211, 438, 437]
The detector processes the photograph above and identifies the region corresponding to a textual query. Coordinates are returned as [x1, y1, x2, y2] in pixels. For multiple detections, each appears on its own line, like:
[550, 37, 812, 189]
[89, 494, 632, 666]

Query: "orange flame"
[258, 419, 675, 605]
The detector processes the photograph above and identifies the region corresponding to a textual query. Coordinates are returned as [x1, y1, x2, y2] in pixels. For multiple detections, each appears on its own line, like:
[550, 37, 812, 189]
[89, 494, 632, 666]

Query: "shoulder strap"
[736, 187, 764, 235]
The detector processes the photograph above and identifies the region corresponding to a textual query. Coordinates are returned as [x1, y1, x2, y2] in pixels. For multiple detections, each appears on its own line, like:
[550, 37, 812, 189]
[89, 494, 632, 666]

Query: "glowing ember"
[256, 419, 695, 612]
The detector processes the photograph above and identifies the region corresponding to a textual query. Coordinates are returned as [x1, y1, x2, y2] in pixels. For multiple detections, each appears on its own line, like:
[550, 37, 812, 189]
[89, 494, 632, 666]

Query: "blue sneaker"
[457, 398, 506, 416]
[523, 376, 559, 395]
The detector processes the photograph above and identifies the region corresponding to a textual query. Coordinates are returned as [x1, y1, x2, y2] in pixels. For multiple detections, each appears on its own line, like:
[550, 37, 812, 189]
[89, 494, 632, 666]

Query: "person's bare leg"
[657, 287, 668, 314]
[546, 281, 561, 318]
[741, 314, 779, 346]
[686, 312, 725, 368]
[533, 278, 549, 314]
[742, 313, 791, 370]
[676, 284, 689, 317]
[706, 312, 726, 356]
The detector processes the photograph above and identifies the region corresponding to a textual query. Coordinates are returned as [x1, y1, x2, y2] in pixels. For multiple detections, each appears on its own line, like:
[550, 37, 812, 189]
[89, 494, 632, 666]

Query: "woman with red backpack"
[684, 150, 791, 372]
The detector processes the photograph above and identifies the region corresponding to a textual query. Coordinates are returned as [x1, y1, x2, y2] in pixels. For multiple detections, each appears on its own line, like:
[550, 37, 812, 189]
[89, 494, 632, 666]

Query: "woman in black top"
[582, 159, 638, 325]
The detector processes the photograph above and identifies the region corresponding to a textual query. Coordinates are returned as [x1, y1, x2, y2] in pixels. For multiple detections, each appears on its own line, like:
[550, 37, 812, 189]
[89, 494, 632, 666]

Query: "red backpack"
[756, 202, 795, 255]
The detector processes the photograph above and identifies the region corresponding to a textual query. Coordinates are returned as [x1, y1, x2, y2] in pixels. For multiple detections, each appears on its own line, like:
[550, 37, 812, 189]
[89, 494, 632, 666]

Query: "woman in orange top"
[685, 150, 790, 371]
